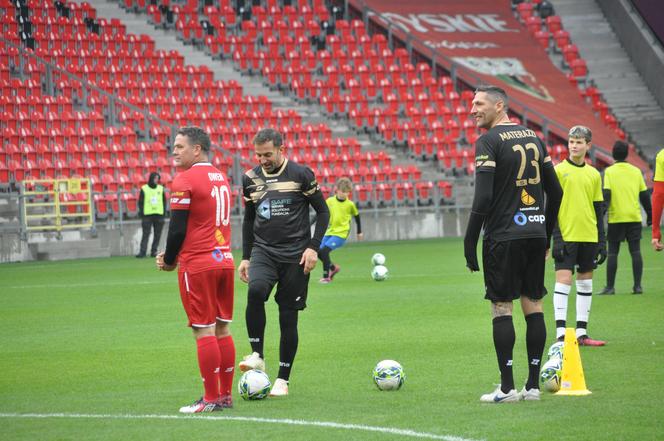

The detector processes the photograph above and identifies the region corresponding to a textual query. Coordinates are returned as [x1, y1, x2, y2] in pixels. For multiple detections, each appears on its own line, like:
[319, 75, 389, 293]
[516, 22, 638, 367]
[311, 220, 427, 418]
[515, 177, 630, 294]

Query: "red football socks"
[196, 335, 221, 402]
[217, 335, 236, 397]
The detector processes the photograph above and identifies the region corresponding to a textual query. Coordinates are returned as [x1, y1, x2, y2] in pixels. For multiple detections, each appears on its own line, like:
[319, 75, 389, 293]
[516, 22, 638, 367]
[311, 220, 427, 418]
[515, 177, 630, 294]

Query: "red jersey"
[169, 162, 234, 273]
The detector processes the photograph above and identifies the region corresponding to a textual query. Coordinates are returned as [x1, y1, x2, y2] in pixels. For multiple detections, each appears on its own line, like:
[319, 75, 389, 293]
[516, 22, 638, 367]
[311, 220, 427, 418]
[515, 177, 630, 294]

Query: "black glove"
[595, 242, 607, 266]
[464, 239, 480, 272]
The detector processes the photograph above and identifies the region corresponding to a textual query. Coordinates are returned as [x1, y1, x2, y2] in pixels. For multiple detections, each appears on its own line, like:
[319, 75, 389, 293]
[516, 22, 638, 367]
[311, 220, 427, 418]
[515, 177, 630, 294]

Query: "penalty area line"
[0, 412, 483, 441]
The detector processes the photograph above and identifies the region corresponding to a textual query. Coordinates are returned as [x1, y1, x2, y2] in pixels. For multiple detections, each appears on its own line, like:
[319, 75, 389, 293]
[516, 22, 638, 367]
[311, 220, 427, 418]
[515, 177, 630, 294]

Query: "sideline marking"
[0, 412, 483, 441]
[3, 280, 170, 290]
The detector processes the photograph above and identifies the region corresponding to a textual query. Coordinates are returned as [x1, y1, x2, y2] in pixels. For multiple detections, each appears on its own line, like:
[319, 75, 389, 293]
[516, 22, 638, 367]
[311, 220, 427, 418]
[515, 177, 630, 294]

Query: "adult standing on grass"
[551, 126, 607, 347]
[237, 128, 329, 397]
[156, 127, 236, 413]
[651, 148, 664, 251]
[136, 171, 166, 258]
[599, 141, 651, 295]
[464, 85, 563, 403]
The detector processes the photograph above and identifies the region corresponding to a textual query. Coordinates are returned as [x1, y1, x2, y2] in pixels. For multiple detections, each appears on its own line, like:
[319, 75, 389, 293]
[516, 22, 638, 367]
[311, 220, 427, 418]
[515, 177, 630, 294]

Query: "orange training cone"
[555, 327, 592, 395]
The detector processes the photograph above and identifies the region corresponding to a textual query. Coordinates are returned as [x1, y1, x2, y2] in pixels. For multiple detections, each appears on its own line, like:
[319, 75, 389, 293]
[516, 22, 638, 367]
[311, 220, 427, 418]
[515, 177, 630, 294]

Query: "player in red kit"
[156, 127, 235, 413]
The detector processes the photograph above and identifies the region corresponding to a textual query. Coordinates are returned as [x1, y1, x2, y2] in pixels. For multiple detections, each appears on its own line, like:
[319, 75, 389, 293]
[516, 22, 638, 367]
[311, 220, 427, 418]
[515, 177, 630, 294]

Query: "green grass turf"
[1, 236, 663, 441]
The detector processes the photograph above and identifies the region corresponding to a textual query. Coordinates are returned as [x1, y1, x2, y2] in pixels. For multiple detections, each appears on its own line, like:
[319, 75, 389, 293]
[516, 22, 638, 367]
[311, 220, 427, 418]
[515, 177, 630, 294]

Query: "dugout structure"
[20, 178, 94, 236]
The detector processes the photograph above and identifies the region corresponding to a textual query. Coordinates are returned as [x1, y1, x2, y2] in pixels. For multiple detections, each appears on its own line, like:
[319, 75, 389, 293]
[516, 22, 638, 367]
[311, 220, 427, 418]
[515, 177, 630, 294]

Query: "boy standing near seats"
[552, 125, 607, 346]
[318, 177, 363, 284]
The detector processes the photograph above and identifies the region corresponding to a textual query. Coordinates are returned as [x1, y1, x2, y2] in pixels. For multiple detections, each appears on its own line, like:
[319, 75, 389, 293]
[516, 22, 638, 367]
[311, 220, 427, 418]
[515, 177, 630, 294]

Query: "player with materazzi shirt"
[156, 127, 236, 414]
[464, 86, 562, 403]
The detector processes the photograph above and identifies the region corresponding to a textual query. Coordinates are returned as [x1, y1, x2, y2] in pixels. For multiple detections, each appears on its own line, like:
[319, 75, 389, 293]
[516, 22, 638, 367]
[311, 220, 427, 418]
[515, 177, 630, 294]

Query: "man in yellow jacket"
[137, 172, 166, 258]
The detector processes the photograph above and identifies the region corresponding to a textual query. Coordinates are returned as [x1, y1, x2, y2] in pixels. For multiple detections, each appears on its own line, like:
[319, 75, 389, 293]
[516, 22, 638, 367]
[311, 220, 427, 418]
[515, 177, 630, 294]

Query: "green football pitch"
[1, 236, 663, 441]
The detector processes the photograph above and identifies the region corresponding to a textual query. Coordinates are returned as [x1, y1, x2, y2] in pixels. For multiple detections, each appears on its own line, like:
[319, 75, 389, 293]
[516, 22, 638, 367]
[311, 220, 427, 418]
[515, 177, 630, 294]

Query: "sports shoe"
[329, 264, 341, 280]
[518, 387, 541, 401]
[239, 352, 265, 372]
[598, 286, 615, 295]
[319, 277, 332, 284]
[179, 397, 223, 414]
[632, 286, 643, 295]
[577, 335, 606, 346]
[479, 386, 519, 403]
[269, 378, 289, 397]
[218, 395, 233, 409]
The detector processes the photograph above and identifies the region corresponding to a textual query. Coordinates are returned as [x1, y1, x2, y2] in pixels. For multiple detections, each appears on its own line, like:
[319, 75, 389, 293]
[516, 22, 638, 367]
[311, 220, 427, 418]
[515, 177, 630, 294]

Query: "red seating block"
[570, 58, 588, 78]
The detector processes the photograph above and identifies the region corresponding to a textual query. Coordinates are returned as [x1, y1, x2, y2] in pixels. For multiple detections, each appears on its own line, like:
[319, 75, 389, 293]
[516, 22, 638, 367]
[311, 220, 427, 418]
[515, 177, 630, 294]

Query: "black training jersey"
[242, 159, 321, 261]
[474, 124, 554, 241]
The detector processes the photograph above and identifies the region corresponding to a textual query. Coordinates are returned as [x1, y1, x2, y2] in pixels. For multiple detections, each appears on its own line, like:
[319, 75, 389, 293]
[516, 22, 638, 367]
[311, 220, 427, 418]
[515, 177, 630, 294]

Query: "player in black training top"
[464, 86, 563, 403]
[237, 128, 330, 397]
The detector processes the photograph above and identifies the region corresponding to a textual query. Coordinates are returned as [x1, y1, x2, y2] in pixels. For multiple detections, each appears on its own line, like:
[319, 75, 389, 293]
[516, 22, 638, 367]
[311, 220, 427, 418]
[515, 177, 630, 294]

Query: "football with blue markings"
[238, 369, 271, 400]
[547, 341, 565, 360]
[540, 358, 562, 392]
[373, 360, 405, 391]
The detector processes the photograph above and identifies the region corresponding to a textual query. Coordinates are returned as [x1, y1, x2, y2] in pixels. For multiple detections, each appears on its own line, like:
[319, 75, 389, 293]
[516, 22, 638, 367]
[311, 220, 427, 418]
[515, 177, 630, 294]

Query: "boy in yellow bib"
[318, 178, 363, 283]
[552, 126, 607, 346]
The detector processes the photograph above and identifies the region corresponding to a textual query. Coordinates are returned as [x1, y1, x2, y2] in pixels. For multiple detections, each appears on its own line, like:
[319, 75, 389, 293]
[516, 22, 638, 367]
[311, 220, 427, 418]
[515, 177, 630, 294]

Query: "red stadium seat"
[545, 16, 562, 33]
[534, 30, 550, 50]
[570, 58, 588, 79]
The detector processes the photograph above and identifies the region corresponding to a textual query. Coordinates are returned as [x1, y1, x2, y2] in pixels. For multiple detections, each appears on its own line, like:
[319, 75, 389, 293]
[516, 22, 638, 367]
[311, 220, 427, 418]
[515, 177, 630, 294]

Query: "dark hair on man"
[253, 128, 283, 147]
[612, 140, 629, 161]
[568, 125, 592, 143]
[177, 126, 210, 153]
[475, 85, 509, 109]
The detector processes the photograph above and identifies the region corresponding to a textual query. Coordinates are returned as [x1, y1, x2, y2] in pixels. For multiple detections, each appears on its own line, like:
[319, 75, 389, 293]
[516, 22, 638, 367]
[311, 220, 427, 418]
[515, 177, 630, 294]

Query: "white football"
[547, 341, 564, 360]
[238, 369, 271, 400]
[540, 358, 562, 392]
[373, 359, 405, 391]
[371, 264, 388, 281]
[371, 253, 386, 266]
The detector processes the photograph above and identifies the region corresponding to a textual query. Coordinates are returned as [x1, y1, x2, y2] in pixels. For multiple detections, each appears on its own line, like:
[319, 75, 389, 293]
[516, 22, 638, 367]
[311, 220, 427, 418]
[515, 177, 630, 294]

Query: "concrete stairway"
[0, 194, 20, 232]
[27, 233, 111, 260]
[552, 0, 664, 159]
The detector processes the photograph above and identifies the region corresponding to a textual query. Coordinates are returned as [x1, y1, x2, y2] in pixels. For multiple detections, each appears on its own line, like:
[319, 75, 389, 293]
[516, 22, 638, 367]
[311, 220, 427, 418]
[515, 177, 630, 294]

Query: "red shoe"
[329, 265, 341, 280]
[577, 335, 606, 346]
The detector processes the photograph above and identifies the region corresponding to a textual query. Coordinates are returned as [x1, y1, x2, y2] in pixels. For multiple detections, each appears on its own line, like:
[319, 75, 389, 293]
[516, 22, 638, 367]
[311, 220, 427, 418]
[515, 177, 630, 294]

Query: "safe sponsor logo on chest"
[513, 211, 545, 226]
[269, 198, 292, 217]
[257, 198, 293, 219]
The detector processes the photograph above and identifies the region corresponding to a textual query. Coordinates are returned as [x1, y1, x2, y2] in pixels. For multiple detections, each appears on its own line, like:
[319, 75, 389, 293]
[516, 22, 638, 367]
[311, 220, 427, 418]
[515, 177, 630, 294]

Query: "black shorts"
[552, 239, 597, 273]
[482, 237, 547, 302]
[607, 222, 642, 243]
[248, 247, 310, 310]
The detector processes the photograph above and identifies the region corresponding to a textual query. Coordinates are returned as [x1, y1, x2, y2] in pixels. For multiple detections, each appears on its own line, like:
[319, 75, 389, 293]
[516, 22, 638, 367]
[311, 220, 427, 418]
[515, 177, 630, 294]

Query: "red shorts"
[178, 267, 234, 328]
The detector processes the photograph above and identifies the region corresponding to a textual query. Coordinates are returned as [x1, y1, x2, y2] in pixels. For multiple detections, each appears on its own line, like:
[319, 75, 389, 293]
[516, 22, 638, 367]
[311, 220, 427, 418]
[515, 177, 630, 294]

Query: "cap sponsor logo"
[211, 249, 224, 262]
[514, 211, 545, 226]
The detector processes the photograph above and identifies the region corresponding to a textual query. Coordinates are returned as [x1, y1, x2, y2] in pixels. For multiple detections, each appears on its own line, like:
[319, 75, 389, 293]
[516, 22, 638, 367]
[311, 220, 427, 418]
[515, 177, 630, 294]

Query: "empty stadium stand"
[1, 0, 656, 248]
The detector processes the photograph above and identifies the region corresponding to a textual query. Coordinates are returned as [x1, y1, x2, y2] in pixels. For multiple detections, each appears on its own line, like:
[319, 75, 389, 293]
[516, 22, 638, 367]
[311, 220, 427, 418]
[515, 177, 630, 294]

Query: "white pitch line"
[0, 412, 483, 441]
[2, 280, 171, 290]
